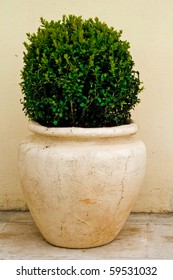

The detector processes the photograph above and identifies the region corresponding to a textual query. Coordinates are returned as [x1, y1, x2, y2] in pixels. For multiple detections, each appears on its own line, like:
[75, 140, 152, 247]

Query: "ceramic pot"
[18, 121, 146, 248]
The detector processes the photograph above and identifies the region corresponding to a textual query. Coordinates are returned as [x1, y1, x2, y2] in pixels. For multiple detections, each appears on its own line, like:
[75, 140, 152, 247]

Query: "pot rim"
[28, 120, 138, 139]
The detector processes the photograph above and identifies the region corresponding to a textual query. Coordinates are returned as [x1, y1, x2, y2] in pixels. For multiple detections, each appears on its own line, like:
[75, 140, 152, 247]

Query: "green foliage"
[20, 15, 143, 127]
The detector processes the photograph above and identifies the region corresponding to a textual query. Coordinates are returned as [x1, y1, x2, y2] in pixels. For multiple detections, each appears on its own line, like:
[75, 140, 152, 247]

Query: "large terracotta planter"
[18, 121, 146, 248]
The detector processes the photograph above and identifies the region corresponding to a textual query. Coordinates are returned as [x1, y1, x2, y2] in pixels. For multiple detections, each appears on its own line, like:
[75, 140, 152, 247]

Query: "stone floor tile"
[147, 224, 173, 259]
[0, 222, 45, 259]
[126, 213, 148, 225]
[105, 223, 148, 259]
[0, 211, 34, 223]
[148, 213, 173, 225]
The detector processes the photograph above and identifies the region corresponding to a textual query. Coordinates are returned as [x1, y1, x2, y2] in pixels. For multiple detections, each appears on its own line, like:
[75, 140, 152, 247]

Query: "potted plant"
[18, 15, 146, 248]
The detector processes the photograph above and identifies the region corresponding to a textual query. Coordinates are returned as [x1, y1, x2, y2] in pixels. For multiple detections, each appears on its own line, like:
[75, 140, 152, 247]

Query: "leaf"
[53, 120, 58, 126]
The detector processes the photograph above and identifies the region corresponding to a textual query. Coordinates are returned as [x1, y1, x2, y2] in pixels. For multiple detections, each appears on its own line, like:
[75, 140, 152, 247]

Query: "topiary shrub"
[20, 15, 143, 127]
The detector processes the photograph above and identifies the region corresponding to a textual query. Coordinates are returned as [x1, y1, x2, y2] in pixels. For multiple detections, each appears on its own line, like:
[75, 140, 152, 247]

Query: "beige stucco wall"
[1, 0, 173, 212]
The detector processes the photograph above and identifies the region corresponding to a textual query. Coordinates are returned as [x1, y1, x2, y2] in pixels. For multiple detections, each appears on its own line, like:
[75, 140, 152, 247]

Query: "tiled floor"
[0, 211, 173, 260]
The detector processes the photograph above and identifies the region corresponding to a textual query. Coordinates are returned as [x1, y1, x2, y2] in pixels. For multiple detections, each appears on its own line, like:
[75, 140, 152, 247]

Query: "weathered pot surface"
[18, 121, 146, 248]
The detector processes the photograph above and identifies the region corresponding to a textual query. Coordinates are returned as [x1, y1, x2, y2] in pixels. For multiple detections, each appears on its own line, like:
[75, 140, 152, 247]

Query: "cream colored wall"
[0, 0, 173, 212]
